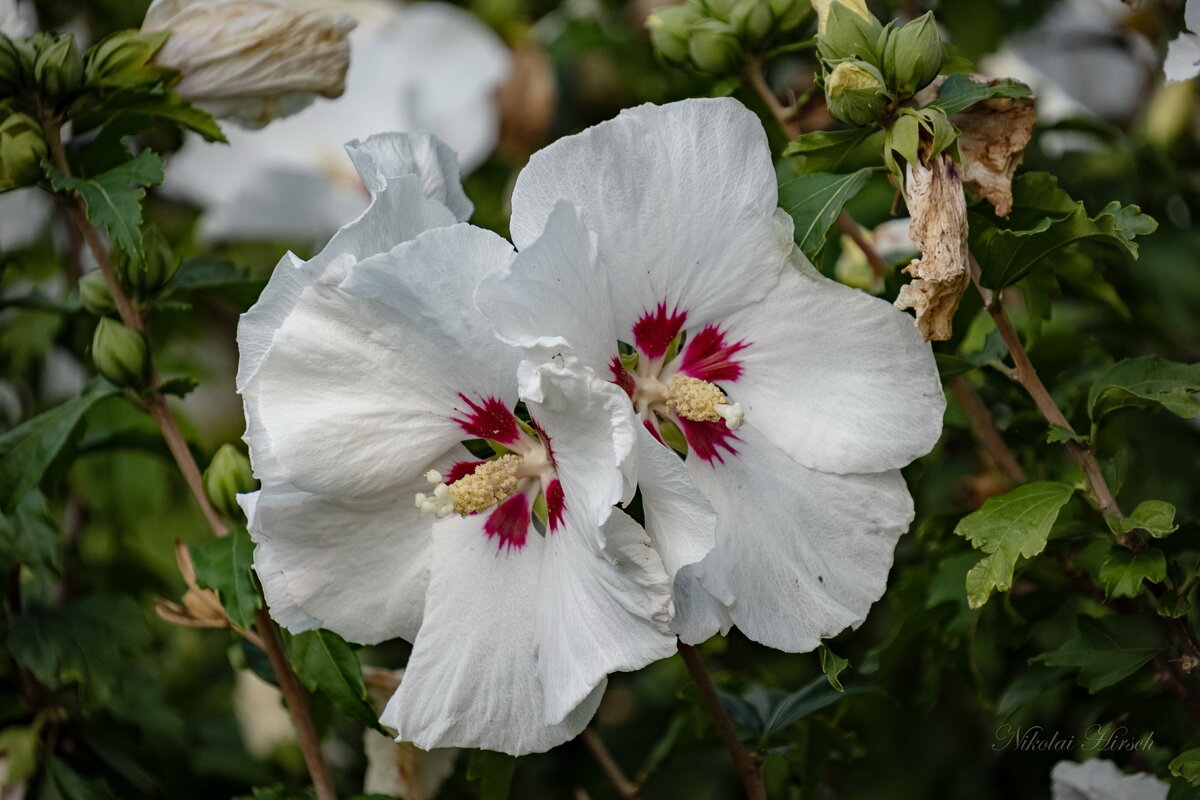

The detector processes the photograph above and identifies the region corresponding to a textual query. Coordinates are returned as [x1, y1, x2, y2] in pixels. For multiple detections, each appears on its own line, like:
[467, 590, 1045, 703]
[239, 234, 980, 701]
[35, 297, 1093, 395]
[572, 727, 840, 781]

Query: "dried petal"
[952, 79, 1037, 217]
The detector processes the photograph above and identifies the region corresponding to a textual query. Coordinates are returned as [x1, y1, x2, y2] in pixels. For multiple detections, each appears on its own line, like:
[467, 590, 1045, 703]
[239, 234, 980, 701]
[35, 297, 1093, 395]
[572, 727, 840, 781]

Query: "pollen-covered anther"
[663, 374, 744, 430]
[416, 454, 524, 518]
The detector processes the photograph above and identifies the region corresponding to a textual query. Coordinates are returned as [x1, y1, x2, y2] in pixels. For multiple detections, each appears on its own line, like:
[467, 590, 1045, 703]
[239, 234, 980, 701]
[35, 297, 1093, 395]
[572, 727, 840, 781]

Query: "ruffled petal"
[381, 513, 604, 755]
[722, 252, 944, 475]
[634, 426, 715, 581]
[687, 424, 914, 653]
[243, 482, 432, 644]
[345, 132, 472, 221]
[509, 98, 791, 333]
[477, 201, 620, 373]
[243, 224, 519, 496]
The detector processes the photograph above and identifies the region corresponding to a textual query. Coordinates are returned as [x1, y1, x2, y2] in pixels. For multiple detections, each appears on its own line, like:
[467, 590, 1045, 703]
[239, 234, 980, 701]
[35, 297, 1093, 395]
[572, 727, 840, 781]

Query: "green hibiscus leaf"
[191, 527, 261, 628]
[1105, 500, 1178, 539]
[1097, 548, 1167, 599]
[1034, 615, 1170, 692]
[819, 643, 850, 692]
[0, 490, 60, 574]
[1170, 748, 1200, 787]
[1088, 356, 1200, 421]
[779, 168, 874, 261]
[930, 73, 1034, 115]
[467, 750, 520, 800]
[956, 481, 1076, 609]
[77, 86, 225, 143]
[283, 629, 382, 732]
[781, 127, 883, 172]
[46, 150, 165, 258]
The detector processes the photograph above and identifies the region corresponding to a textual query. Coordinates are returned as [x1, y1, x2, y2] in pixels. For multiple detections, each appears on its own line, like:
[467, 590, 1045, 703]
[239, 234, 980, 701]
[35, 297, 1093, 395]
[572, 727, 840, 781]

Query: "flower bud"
[687, 19, 744, 74]
[816, 0, 883, 68]
[79, 271, 116, 316]
[32, 32, 83, 102]
[825, 59, 890, 126]
[768, 0, 810, 33]
[0, 35, 23, 95]
[141, 0, 356, 129]
[730, 0, 774, 44]
[91, 317, 147, 388]
[647, 4, 702, 65]
[813, 0, 873, 35]
[881, 12, 942, 97]
[0, 110, 45, 191]
[203, 443, 256, 521]
[701, 0, 738, 22]
[84, 30, 173, 89]
[116, 225, 178, 300]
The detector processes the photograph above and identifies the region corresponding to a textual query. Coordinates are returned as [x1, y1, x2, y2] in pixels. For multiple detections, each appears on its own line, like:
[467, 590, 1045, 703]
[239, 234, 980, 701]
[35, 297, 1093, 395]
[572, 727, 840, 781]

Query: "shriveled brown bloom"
[143, 0, 355, 128]
[952, 80, 1036, 217]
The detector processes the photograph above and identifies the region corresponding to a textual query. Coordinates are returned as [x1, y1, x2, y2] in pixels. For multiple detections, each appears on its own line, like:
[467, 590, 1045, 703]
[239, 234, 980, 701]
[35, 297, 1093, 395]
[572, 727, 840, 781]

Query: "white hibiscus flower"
[1051, 759, 1169, 800]
[167, 0, 510, 243]
[239, 132, 686, 754]
[476, 98, 945, 651]
[1166, 0, 1200, 84]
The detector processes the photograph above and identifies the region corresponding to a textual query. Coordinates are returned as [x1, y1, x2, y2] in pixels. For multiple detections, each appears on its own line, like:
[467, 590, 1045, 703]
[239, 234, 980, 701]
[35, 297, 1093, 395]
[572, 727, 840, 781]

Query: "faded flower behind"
[142, 0, 355, 128]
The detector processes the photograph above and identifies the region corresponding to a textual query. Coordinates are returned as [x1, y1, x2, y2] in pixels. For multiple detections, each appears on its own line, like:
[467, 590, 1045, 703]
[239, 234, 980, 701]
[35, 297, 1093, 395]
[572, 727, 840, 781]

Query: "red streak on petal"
[632, 303, 687, 360]
[610, 356, 636, 398]
[484, 493, 530, 552]
[546, 479, 565, 532]
[445, 460, 485, 484]
[679, 325, 749, 383]
[451, 394, 520, 444]
[676, 417, 740, 465]
[643, 417, 664, 445]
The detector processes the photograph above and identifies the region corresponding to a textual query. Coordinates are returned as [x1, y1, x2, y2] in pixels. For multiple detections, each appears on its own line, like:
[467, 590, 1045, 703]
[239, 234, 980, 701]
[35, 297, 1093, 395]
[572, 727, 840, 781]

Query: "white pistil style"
[662, 374, 744, 431]
[416, 454, 524, 518]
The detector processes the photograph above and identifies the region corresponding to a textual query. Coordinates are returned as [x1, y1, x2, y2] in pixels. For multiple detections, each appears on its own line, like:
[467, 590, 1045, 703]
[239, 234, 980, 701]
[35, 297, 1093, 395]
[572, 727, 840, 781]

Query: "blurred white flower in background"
[1166, 0, 1200, 83]
[0, 0, 49, 253]
[0, 0, 35, 38]
[1050, 759, 1169, 800]
[233, 669, 296, 759]
[166, 0, 511, 243]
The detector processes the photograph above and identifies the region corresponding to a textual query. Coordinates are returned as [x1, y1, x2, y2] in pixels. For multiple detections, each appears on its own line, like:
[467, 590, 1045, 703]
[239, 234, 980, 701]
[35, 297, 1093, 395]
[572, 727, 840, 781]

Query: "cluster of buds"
[647, 0, 810, 75]
[816, 0, 943, 127]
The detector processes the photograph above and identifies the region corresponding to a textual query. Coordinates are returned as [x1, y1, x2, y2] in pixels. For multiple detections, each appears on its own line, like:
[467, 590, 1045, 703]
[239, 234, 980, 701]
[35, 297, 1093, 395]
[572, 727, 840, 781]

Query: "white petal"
[1165, 32, 1200, 83]
[509, 98, 791, 333]
[0, 189, 52, 251]
[345, 132, 473, 221]
[671, 564, 732, 645]
[382, 514, 605, 755]
[244, 224, 519, 496]
[634, 426, 715, 581]
[1050, 759, 1169, 800]
[244, 483, 431, 644]
[477, 201, 619, 373]
[723, 252, 944, 475]
[687, 424, 914, 653]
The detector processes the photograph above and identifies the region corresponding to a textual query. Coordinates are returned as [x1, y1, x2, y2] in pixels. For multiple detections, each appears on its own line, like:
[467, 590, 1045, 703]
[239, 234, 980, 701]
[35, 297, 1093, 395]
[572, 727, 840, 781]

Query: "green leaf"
[1046, 424, 1086, 444]
[0, 380, 119, 512]
[284, 629, 381, 731]
[81, 87, 225, 143]
[931, 73, 1034, 114]
[1034, 615, 1169, 692]
[818, 644, 849, 692]
[779, 168, 873, 261]
[1169, 748, 1200, 786]
[155, 375, 199, 398]
[0, 490, 60, 574]
[934, 353, 976, 382]
[1098, 548, 1167, 599]
[955, 481, 1076, 609]
[1155, 592, 1191, 619]
[166, 257, 265, 308]
[46, 150, 165, 258]
[996, 666, 1069, 717]
[467, 749, 520, 800]
[1088, 356, 1200, 421]
[0, 719, 44, 785]
[42, 759, 121, 800]
[191, 527, 261, 628]
[781, 127, 883, 172]
[1105, 500, 1178, 539]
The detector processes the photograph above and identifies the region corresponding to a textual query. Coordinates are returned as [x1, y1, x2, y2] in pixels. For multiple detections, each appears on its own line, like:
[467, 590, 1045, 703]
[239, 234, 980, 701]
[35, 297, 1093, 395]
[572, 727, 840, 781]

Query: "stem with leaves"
[677, 642, 765, 800]
[42, 116, 338, 800]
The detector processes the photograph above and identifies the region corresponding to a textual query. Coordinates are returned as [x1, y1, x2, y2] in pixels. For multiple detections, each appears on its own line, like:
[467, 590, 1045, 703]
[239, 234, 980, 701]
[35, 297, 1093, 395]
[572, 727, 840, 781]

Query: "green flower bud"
[701, 0, 738, 22]
[0, 35, 25, 96]
[32, 33, 84, 102]
[730, 0, 774, 44]
[79, 271, 116, 316]
[116, 225, 179, 301]
[0, 111, 46, 191]
[647, 5, 702, 65]
[768, 0, 811, 32]
[825, 59, 890, 127]
[91, 317, 147, 388]
[688, 19, 744, 74]
[203, 444, 256, 521]
[881, 11, 943, 96]
[813, 0, 872, 33]
[816, 0, 883, 68]
[84, 30, 173, 89]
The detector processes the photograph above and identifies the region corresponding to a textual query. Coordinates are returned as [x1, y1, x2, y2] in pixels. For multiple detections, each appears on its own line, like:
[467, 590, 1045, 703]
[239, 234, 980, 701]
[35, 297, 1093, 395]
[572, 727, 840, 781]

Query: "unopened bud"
[768, 0, 810, 32]
[881, 12, 942, 97]
[688, 19, 743, 74]
[816, 0, 883, 68]
[812, 0, 872, 33]
[79, 271, 116, 316]
[0, 35, 24, 95]
[141, 0, 355, 129]
[702, 0, 738, 22]
[0, 110, 45, 190]
[84, 30, 173, 89]
[731, 0, 774, 44]
[647, 4, 702, 64]
[826, 59, 889, 126]
[32, 32, 83, 102]
[116, 225, 178, 300]
[91, 317, 147, 387]
[203, 444, 256, 521]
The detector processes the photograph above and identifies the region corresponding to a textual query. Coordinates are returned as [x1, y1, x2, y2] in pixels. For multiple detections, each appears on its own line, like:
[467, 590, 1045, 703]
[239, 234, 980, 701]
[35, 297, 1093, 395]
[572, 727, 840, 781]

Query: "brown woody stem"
[580, 729, 644, 800]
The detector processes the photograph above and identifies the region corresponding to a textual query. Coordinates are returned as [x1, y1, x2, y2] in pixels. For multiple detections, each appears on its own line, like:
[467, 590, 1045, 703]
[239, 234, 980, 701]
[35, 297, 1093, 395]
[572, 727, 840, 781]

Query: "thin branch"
[744, 55, 802, 139]
[677, 642, 765, 800]
[949, 377, 1028, 487]
[836, 211, 889, 280]
[580, 729, 644, 800]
